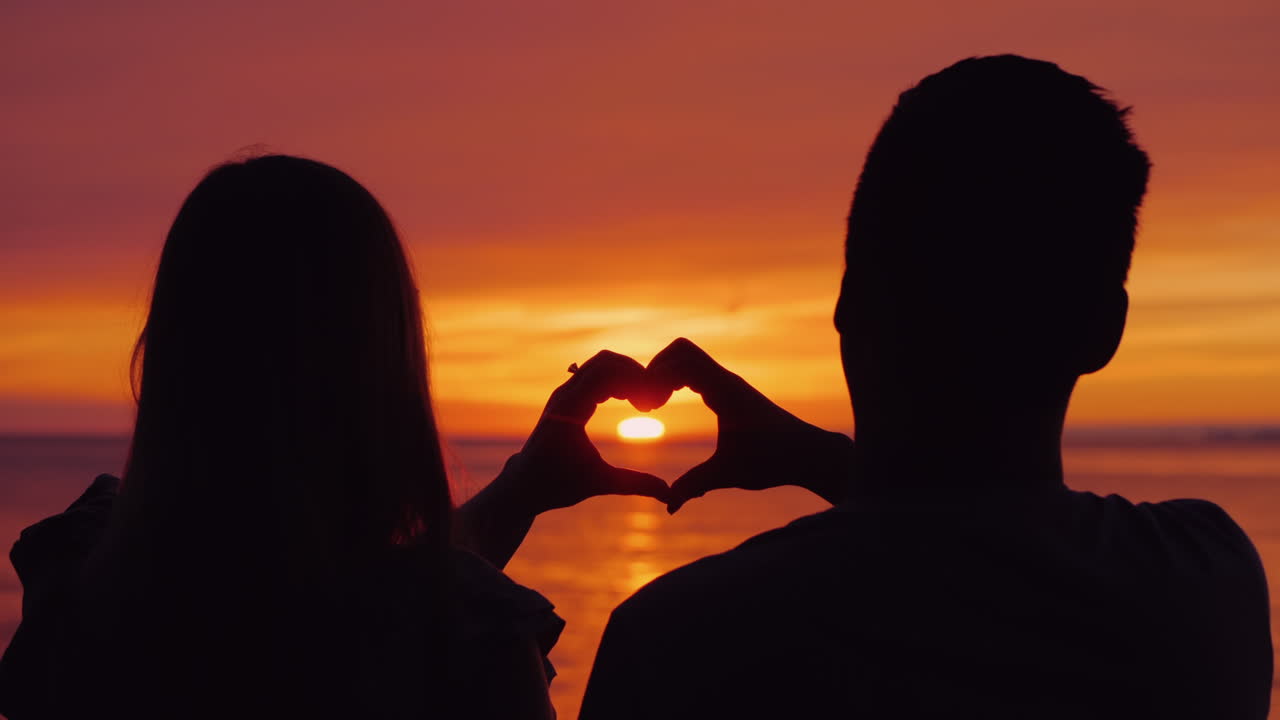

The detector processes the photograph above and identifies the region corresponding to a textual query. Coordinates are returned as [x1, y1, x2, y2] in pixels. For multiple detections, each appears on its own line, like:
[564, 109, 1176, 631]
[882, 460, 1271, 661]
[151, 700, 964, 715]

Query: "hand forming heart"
[457, 339, 855, 569]
[510, 338, 856, 518]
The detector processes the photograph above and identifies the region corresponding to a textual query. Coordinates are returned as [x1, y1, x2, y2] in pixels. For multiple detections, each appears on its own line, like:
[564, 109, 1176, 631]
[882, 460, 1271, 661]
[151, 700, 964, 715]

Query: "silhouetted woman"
[0, 155, 667, 719]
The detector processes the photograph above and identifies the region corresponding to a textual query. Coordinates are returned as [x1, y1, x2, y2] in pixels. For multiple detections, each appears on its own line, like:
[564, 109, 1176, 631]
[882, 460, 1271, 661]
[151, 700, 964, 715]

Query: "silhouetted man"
[580, 56, 1272, 719]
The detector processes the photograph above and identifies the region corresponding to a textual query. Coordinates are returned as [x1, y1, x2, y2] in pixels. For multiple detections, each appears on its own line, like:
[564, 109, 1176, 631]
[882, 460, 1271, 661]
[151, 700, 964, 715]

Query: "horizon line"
[3, 423, 1280, 445]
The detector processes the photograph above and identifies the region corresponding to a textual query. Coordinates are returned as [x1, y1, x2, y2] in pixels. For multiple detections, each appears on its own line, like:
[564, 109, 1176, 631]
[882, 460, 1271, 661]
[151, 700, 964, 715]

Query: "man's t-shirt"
[581, 487, 1272, 719]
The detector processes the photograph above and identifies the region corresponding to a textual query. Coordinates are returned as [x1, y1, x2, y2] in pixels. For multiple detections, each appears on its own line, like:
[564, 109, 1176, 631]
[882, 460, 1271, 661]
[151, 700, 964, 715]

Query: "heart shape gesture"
[458, 340, 855, 568]
[505, 338, 855, 517]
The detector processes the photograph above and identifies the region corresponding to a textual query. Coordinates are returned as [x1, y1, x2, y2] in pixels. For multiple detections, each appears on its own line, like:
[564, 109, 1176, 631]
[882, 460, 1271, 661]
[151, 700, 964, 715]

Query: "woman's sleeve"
[9, 474, 119, 593]
[0, 474, 119, 719]
[448, 547, 566, 683]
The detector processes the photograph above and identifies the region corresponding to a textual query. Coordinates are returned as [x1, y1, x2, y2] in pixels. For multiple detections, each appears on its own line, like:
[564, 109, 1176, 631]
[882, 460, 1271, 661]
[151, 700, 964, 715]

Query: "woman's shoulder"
[0, 475, 119, 719]
[445, 548, 560, 634]
[396, 546, 563, 654]
[353, 544, 564, 684]
[9, 474, 119, 590]
[443, 547, 565, 683]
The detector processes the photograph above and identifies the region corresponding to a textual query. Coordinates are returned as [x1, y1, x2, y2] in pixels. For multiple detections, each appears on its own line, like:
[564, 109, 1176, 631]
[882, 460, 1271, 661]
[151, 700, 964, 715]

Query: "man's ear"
[1076, 287, 1128, 375]
[834, 271, 853, 336]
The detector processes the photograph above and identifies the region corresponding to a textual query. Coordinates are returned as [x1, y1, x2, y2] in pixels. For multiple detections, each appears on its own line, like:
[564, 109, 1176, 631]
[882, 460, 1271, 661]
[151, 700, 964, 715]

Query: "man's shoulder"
[616, 492, 1263, 621]
[1083, 492, 1259, 557]
[591, 491, 1272, 719]
[612, 506, 851, 623]
[1142, 496, 1250, 539]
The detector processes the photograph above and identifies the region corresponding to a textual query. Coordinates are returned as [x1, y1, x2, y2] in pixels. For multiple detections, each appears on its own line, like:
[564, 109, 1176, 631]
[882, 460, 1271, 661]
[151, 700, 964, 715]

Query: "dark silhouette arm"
[454, 455, 537, 570]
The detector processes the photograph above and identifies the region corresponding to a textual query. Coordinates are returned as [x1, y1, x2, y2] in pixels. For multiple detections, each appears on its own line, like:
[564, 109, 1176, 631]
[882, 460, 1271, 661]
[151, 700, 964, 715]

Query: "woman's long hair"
[88, 155, 452, 713]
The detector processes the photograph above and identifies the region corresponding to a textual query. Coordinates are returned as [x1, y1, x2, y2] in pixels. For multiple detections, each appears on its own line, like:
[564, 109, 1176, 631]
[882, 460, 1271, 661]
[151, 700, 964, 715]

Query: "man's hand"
[645, 338, 855, 512]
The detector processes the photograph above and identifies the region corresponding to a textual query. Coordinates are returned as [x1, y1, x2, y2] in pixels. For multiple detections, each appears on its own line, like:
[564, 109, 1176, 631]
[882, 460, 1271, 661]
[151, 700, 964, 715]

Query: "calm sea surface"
[2, 432, 1278, 718]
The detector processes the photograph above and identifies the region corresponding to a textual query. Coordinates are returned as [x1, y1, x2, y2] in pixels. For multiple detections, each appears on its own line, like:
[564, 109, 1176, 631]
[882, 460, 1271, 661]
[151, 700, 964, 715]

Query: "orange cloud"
[3, 0, 1278, 434]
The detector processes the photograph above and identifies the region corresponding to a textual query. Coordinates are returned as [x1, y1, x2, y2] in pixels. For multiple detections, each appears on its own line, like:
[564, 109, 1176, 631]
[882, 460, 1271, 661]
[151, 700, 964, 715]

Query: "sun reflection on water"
[618, 507, 662, 592]
[626, 510, 659, 531]
[622, 559, 662, 593]
[621, 531, 657, 551]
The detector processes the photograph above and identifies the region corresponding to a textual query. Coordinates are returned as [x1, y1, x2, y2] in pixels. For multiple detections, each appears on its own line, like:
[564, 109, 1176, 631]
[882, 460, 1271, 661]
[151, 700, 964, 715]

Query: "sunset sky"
[3, 0, 1278, 437]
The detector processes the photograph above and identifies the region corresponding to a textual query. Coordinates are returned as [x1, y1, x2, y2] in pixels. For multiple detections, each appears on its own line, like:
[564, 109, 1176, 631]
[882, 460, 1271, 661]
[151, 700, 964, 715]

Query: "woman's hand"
[455, 351, 670, 568]
[506, 349, 671, 514]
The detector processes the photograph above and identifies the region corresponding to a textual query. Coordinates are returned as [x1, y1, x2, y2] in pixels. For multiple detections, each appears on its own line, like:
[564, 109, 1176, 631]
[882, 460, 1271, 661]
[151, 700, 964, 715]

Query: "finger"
[573, 351, 647, 405]
[603, 466, 672, 504]
[628, 377, 672, 413]
[645, 338, 712, 399]
[646, 338, 748, 415]
[545, 351, 646, 423]
[665, 457, 729, 514]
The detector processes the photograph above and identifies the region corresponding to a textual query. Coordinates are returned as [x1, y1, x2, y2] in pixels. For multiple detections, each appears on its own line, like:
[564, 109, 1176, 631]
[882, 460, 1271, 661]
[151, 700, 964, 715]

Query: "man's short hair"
[846, 55, 1151, 304]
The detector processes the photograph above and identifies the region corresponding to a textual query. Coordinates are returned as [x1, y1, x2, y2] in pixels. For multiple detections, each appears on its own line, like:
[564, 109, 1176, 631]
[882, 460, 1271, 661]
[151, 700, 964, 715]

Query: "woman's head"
[124, 154, 450, 567]
[78, 154, 452, 718]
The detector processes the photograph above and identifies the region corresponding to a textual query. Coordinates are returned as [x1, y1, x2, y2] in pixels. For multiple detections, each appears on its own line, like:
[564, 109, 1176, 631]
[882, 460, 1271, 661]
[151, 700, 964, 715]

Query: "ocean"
[2, 432, 1278, 718]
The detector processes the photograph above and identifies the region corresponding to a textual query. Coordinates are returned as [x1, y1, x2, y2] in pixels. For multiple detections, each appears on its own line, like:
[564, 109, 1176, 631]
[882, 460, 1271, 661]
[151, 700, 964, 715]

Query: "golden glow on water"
[623, 560, 662, 594]
[617, 416, 665, 441]
[621, 532, 657, 552]
[621, 508, 661, 553]
[626, 510, 659, 531]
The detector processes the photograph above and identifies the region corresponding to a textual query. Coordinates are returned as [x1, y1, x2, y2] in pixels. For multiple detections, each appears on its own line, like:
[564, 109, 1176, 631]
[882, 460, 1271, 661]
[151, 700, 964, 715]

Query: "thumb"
[604, 466, 672, 505]
[666, 458, 729, 514]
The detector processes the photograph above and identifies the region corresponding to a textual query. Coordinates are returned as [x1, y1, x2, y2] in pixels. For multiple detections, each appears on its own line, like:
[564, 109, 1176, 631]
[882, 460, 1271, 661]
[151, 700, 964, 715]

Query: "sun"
[617, 416, 665, 442]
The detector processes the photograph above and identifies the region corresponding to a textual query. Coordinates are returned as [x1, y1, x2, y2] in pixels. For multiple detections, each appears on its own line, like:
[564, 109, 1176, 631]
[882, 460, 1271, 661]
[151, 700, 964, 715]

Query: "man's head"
[836, 55, 1151, 419]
